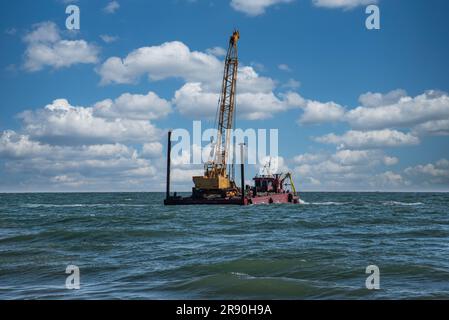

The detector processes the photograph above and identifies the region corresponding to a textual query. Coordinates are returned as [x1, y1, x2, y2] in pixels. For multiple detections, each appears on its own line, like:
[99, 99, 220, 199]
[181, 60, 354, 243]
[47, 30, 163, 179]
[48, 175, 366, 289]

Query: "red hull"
[164, 193, 299, 205]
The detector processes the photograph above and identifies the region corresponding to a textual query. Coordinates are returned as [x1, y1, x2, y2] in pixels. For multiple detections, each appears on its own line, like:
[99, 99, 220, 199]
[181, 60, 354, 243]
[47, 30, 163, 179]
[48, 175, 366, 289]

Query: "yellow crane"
[192, 30, 240, 198]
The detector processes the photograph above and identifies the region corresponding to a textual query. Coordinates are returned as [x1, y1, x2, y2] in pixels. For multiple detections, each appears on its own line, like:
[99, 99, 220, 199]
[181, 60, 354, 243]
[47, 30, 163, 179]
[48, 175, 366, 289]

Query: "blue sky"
[1, 0, 449, 192]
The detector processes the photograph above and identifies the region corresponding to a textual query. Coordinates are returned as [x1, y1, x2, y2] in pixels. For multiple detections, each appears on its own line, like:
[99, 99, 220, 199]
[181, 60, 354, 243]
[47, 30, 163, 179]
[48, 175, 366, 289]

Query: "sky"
[0, 0, 449, 192]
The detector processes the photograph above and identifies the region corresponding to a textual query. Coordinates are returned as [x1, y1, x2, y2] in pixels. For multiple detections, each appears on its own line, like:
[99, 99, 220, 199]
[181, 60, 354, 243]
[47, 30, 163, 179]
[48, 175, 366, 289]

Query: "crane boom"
[214, 30, 239, 172]
[192, 30, 240, 197]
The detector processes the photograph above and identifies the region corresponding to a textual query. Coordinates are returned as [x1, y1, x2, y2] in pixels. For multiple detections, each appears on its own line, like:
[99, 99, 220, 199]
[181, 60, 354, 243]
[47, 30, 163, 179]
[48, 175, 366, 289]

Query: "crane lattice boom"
[192, 30, 240, 196]
[214, 30, 239, 174]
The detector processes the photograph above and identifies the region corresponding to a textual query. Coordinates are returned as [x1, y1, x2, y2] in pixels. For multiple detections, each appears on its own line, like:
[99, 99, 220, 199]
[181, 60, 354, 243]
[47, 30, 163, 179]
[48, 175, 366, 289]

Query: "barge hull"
[164, 193, 299, 205]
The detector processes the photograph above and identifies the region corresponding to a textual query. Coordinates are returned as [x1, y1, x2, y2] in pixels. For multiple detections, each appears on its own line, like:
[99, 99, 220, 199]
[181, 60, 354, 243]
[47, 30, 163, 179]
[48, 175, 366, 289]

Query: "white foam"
[310, 201, 349, 206]
[22, 203, 147, 208]
[383, 201, 424, 206]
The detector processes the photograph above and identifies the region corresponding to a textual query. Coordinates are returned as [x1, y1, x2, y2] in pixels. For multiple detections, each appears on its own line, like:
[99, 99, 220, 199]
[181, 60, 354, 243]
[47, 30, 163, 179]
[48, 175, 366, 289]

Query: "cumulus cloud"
[0, 130, 52, 159]
[23, 21, 99, 72]
[292, 148, 403, 190]
[257, 155, 289, 174]
[0, 130, 161, 191]
[173, 82, 303, 120]
[278, 64, 292, 72]
[314, 129, 420, 149]
[373, 171, 406, 188]
[97, 41, 221, 85]
[299, 100, 345, 124]
[332, 149, 398, 166]
[206, 46, 227, 57]
[412, 119, 449, 136]
[312, 0, 376, 9]
[358, 89, 407, 108]
[230, 0, 293, 16]
[141, 142, 163, 158]
[171, 168, 204, 182]
[98, 41, 275, 93]
[293, 149, 399, 191]
[298, 90, 449, 136]
[93, 91, 171, 120]
[346, 90, 449, 131]
[103, 1, 120, 14]
[282, 78, 301, 89]
[100, 34, 119, 43]
[18, 98, 160, 145]
[405, 159, 449, 185]
[98, 40, 302, 120]
[293, 156, 448, 190]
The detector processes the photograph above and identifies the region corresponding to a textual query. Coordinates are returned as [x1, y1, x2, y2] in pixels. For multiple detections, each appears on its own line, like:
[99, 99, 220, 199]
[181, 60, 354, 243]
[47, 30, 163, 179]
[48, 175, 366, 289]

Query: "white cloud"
[103, 1, 120, 14]
[374, 171, 405, 187]
[5, 27, 17, 35]
[99, 42, 276, 93]
[230, 0, 293, 16]
[347, 90, 449, 130]
[412, 119, 449, 136]
[358, 89, 407, 108]
[0, 130, 139, 160]
[23, 21, 99, 72]
[0, 130, 162, 191]
[257, 155, 289, 174]
[173, 82, 303, 120]
[93, 91, 171, 120]
[18, 99, 160, 145]
[97, 41, 221, 85]
[206, 46, 227, 57]
[142, 142, 163, 158]
[299, 100, 345, 124]
[312, 0, 376, 9]
[171, 168, 203, 182]
[292, 148, 403, 190]
[297, 90, 449, 137]
[292, 157, 449, 191]
[383, 156, 399, 166]
[100, 34, 119, 43]
[405, 159, 449, 183]
[282, 78, 301, 89]
[293, 153, 327, 164]
[97, 40, 300, 120]
[332, 149, 398, 166]
[315, 129, 420, 149]
[0, 130, 52, 159]
[278, 64, 292, 72]
[238, 66, 276, 93]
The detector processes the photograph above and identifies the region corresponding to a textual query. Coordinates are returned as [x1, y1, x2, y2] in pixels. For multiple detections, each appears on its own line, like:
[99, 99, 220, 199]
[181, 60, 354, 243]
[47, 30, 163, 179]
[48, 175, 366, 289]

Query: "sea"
[0, 192, 448, 300]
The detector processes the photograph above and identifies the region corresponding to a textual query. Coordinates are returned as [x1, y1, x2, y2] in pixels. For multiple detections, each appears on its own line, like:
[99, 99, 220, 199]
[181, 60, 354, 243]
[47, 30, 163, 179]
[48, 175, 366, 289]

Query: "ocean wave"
[21, 203, 148, 208]
[382, 201, 424, 206]
[309, 201, 349, 206]
[230, 272, 255, 279]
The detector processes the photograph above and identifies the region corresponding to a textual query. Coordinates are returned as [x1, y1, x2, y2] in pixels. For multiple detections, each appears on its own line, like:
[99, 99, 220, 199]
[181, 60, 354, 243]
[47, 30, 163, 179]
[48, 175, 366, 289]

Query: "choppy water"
[0, 192, 448, 299]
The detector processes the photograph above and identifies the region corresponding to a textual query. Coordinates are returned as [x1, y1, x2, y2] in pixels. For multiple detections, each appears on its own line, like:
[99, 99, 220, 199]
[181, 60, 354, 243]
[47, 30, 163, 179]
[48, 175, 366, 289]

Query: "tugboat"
[247, 160, 299, 205]
[164, 30, 300, 206]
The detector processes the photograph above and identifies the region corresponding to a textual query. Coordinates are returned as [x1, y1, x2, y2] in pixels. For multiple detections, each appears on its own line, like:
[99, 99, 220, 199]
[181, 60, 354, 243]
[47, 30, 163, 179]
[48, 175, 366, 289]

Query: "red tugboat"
[164, 30, 300, 206]
[247, 162, 299, 205]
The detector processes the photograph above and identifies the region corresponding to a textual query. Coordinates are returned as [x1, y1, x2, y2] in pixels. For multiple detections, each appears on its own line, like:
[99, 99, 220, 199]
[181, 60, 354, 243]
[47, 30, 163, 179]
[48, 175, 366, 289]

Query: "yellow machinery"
[192, 31, 240, 198]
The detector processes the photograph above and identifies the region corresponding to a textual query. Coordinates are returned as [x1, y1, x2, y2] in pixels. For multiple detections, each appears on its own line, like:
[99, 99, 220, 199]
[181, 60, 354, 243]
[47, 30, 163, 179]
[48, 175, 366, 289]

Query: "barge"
[163, 30, 300, 206]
